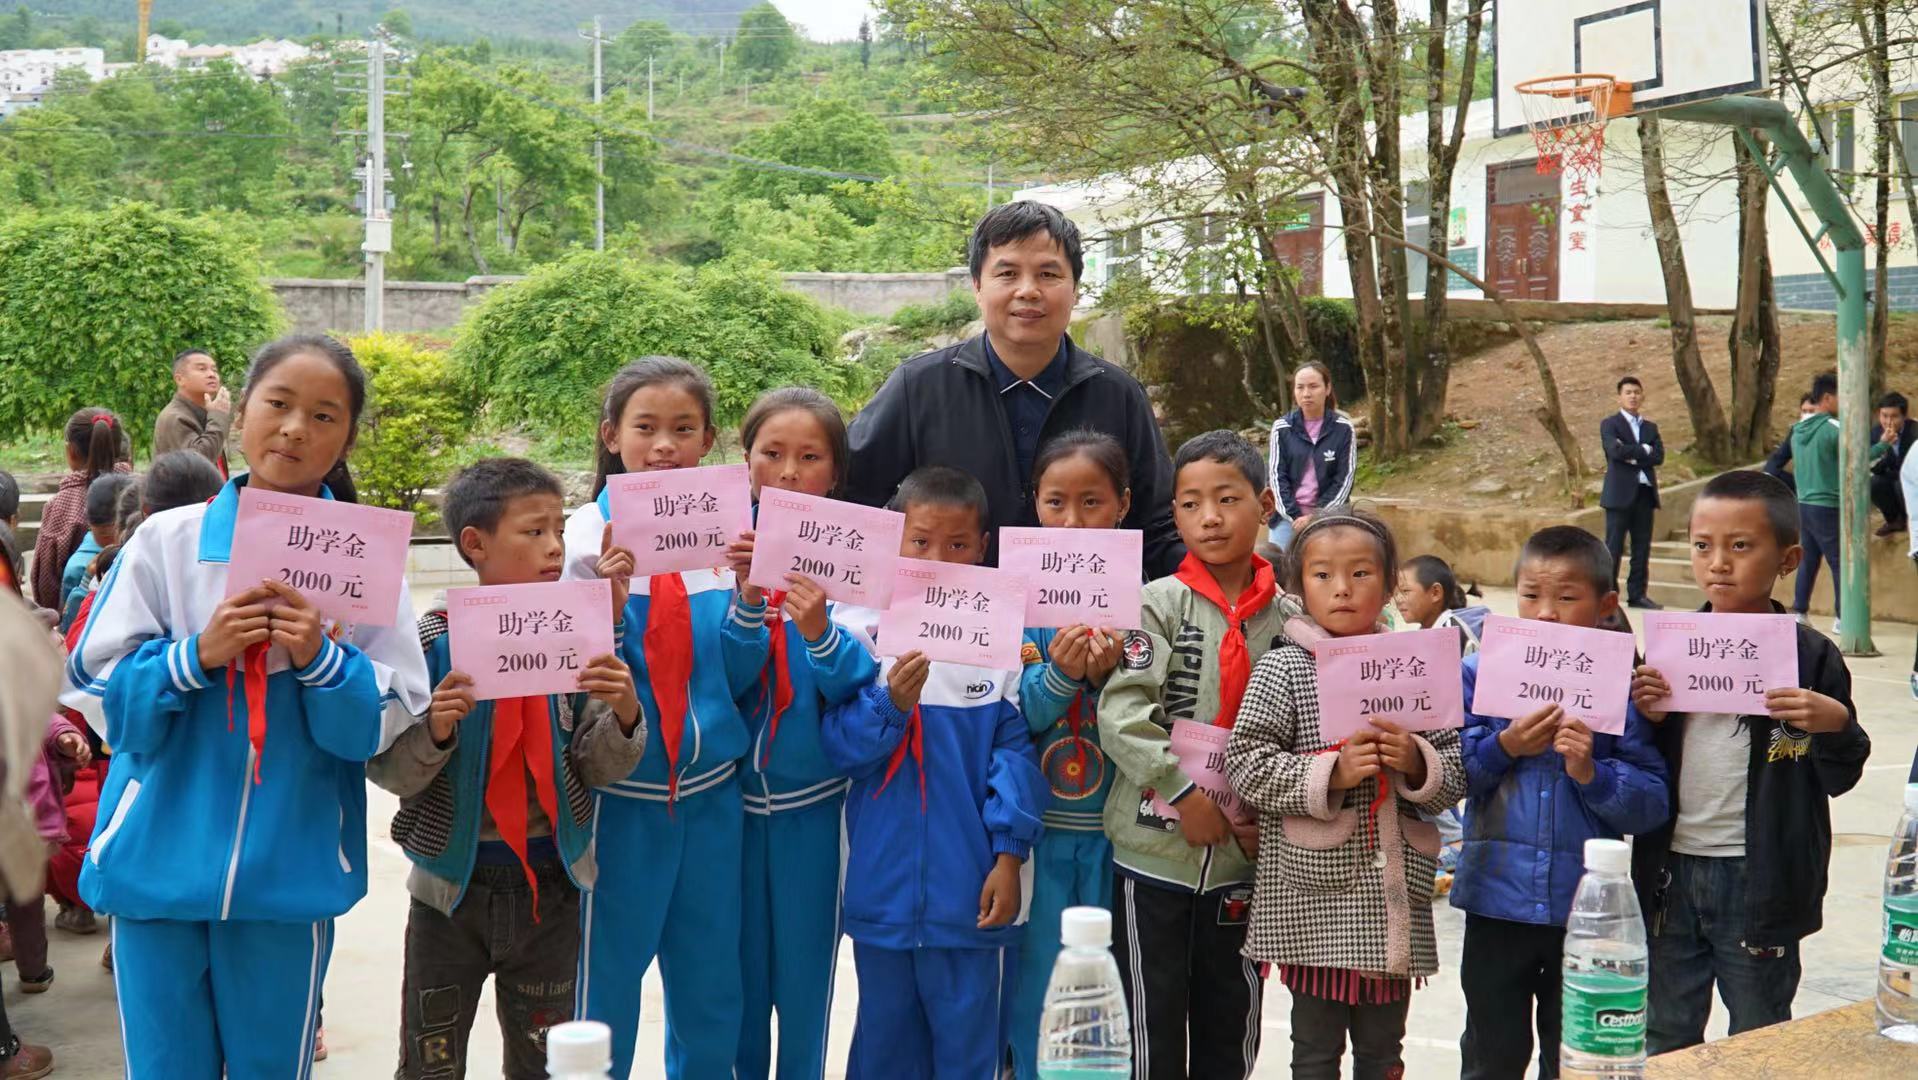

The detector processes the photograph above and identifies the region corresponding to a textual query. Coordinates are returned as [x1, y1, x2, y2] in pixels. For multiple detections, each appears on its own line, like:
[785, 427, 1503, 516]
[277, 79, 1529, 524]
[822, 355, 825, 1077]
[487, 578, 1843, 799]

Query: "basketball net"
[1517, 75, 1628, 181]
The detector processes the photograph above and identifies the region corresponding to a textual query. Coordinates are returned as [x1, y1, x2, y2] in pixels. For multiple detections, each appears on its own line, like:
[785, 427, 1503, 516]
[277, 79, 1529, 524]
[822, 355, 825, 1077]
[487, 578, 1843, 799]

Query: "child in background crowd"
[0, 470, 23, 598]
[1099, 430, 1287, 1079]
[31, 407, 130, 612]
[565, 357, 769, 1080]
[373, 458, 645, 1080]
[61, 335, 433, 1077]
[822, 466, 1044, 1080]
[1630, 470, 1870, 1051]
[1008, 430, 1130, 1080]
[727, 387, 877, 1080]
[1394, 554, 1490, 654]
[1227, 509, 1467, 1080]
[1452, 526, 1669, 1079]
[59, 473, 131, 632]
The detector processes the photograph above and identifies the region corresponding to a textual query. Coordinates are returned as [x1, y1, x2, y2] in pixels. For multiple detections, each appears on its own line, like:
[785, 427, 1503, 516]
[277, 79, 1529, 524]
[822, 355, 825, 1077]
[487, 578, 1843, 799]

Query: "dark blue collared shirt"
[983, 333, 1070, 487]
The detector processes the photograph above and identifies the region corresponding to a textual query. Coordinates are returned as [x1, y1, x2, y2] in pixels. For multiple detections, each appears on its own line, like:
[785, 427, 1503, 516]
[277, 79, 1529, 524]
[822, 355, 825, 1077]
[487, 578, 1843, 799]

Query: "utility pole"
[580, 17, 607, 251]
[647, 54, 655, 121]
[363, 35, 391, 333]
[717, 40, 726, 82]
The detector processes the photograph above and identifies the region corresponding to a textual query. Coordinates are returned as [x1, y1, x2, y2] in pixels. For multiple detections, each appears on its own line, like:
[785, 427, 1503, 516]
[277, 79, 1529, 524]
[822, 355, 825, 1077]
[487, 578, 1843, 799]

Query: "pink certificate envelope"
[1312, 627, 1465, 742]
[1473, 614, 1637, 735]
[748, 489, 905, 608]
[1642, 610, 1798, 715]
[223, 487, 413, 627]
[876, 561, 1028, 670]
[446, 580, 616, 701]
[607, 464, 751, 578]
[1146, 720, 1253, 825]
[998, 527, 1143, 630]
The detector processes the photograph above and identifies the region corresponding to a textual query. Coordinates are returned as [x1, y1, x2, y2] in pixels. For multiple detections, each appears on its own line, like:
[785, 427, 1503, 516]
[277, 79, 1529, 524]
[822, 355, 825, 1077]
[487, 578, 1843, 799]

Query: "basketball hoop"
[1516, 75, 1634, 180]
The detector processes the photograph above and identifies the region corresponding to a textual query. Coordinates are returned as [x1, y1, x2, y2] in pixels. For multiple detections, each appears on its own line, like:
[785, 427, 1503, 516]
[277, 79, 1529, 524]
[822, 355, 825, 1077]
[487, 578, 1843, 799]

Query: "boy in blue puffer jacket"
[1453, 526, 1670, 1080]
[371, 460, 646, 1080]
[823, 466, 1046, 1080]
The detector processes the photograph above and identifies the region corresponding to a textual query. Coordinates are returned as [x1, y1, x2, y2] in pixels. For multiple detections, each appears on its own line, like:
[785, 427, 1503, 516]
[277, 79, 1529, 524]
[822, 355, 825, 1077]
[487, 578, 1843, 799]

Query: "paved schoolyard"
[16, 586, 1917, 1077]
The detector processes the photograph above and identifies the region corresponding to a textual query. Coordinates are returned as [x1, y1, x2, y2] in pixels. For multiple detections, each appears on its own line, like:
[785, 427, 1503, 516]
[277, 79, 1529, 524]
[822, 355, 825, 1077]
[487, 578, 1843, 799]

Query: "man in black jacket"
[1600, 376, 1665, 608]
[1871, 391, 1916, 536]
[846, 201, 1184, 575]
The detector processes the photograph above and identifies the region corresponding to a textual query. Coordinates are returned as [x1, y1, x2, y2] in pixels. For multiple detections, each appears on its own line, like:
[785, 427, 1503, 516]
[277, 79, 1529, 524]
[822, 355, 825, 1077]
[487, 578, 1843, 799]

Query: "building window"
[1813, 105, 1856, 194]
[1899, 96, 1918, 192]
[1104, 227, 1144, 286]
[1402, 180, 1431, 296]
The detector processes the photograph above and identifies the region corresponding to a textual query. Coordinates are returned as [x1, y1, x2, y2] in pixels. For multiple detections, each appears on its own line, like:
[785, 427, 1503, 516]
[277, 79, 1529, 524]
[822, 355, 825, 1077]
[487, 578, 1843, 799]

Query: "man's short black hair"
[172, 348, 213, 375]
[1617, 375, 1642, 393]
[442, 458, 564, 568]
[887, 465, 990, 531]
[1799, 393, 1814, 406]
[967, 200, 1084, 285]
[1878, 391, 1909, 414]
[1173, 429, 1266, 493]
[0, 470, 16, 521]
[1696, 469, 1799, 548]
[1810, 371, 1838, 402]
[1515, 525, 1616, 596]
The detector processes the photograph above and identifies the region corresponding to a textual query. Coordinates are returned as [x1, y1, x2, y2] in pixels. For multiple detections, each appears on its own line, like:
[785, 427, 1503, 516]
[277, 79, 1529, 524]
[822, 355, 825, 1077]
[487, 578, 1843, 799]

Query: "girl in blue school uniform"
[725, 387, 878, 1080]
[563, 357, 770, 1080]
[1009, 430, 1130, 1079]
[60, 334, 433, 1079]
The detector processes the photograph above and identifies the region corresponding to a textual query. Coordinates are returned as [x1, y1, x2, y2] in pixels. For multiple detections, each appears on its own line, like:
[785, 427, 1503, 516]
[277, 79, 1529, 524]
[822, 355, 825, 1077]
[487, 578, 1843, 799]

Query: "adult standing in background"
[1763, 393, 1818, 493]
[152, 348, 230, 476]
[1870, 391, 1915, 537]
[1790, 372, 1844, 627]
[1265, 361, 1355, 551]
[1601, 375, 1665, 609]
[846, 201, 1184, 576]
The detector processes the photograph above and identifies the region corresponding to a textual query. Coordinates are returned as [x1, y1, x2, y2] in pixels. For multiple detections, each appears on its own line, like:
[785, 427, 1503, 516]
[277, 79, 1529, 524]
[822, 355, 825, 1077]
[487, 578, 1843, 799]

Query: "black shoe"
[1628, 596, 1663, 610]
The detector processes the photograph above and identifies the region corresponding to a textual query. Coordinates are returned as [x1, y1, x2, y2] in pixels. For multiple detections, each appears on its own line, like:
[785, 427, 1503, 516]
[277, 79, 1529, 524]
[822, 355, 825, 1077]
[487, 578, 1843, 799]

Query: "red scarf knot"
[1172, 553, 1278, 730]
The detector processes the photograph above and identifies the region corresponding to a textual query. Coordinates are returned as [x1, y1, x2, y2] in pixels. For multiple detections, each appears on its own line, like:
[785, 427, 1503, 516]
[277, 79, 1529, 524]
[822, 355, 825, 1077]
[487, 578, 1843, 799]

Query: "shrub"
[347, 332, 466, 528]
[452, 251, 869, 439]
[890, 289, 980, 339]
[0, 202, 284, 444]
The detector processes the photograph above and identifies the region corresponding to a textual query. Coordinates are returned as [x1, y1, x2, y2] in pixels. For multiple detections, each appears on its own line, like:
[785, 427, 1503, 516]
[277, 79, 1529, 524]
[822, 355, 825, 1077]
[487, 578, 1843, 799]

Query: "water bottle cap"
[1584, 838, 1630, 875]
[1905, 783, 1918, 813]
[1060, 906, 1112, 948]
[546, 1020, 612, 1073]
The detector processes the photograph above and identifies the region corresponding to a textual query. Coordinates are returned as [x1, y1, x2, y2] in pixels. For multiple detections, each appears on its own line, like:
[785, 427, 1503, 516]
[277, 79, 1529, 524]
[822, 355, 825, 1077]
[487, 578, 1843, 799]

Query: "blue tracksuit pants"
[847, 942, 1010, 1080]
[112, 916, 333, 1080]
[579, 783, 744, 1080]
[737, 794, 845, 1080]
[1009, 829, 1114, 1079]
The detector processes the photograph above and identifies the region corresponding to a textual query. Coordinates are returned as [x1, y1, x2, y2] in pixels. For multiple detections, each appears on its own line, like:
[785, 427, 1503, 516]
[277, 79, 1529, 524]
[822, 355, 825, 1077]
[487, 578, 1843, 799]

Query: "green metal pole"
[1661, 96, 1877, 654]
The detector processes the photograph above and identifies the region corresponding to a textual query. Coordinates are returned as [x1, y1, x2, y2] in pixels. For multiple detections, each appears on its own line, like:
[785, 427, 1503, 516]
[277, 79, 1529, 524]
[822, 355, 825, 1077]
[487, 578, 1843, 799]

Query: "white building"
[143, 35, 312, 78]
[0, 46, 105, 95]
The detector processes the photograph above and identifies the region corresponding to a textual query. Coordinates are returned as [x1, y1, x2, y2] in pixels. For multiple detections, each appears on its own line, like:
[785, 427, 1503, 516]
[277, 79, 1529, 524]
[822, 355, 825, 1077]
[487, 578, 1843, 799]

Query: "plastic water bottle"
[1037, 906, 1132, 1079]
[546, 1020, 612, 1079]
[1877, 783, 1918, 1042]
[1561, 838, 1648, 1079]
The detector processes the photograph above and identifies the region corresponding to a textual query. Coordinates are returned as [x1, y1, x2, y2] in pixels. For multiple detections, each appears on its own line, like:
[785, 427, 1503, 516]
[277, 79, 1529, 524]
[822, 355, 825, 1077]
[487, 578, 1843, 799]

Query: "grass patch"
[0, 431, 69, 481]
[890, 290, 980, 339]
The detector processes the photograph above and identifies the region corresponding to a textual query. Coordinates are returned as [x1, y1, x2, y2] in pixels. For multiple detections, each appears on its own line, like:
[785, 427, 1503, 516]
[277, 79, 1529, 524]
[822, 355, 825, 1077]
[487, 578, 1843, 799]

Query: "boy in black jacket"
[1629, 470, 1870, 1052]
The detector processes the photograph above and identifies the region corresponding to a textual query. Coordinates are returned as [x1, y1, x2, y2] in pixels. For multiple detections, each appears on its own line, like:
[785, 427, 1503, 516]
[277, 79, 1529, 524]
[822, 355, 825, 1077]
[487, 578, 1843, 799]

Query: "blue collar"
[982, 332, 1070, 399]
[199, 474, 336, 564]
[596, 485, 612, 519]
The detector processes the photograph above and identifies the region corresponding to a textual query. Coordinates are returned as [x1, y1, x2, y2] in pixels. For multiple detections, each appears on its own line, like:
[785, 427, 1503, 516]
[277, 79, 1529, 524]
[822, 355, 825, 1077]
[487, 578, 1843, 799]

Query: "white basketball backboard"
[1492, 1, 1770, 138]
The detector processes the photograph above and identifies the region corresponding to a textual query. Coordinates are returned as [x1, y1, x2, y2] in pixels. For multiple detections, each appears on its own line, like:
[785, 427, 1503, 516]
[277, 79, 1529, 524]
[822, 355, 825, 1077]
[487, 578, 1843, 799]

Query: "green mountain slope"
[46, 1, 758, 44]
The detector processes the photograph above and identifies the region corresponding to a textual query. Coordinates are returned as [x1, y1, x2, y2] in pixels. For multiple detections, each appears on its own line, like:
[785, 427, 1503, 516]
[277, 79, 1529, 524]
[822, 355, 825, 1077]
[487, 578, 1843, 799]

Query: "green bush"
[348, 332, 466, 528]
[0, 202, 284, 443]
[452, 251, 868, 438]
[1299, 296, 1366, 406]
[890, 290, 980, 339]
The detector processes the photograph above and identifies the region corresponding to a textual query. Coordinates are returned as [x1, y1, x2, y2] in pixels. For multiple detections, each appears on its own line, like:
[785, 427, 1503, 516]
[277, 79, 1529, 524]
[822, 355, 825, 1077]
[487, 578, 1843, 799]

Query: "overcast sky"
[769, 0, 877, 42]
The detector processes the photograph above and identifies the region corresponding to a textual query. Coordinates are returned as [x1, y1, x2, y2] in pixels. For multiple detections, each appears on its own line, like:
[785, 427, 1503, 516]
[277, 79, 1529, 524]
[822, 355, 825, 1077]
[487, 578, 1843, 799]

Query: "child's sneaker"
[18, 967, 52, 995]
[54, 904, 95, 935]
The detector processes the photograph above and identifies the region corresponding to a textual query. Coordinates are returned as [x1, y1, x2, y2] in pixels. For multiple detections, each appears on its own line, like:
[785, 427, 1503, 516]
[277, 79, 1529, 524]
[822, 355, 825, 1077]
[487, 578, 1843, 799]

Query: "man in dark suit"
[1871, 391, 1916, 536]
[1601, 376, 1664, 609]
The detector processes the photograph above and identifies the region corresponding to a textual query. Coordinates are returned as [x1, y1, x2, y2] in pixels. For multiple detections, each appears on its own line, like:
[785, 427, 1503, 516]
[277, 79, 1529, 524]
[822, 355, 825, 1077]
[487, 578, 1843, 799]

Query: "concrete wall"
[270, 269, 972, 335]
[1776, 265, 1918, 313]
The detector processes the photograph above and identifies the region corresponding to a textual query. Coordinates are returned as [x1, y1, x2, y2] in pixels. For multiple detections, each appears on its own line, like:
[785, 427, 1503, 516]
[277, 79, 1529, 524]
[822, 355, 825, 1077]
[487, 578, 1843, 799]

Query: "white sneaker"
[1830, 617, 1844, 636]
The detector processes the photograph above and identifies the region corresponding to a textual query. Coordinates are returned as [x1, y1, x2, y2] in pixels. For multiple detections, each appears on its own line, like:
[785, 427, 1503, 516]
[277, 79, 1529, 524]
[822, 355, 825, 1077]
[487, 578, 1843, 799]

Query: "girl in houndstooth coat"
[1225, 511, 1467, 1078]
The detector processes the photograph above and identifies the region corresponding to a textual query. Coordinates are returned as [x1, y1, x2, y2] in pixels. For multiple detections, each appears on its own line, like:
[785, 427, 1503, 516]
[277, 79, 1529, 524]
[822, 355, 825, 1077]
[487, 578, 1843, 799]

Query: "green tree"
[611, 19, 674, 74]
[347, 332, 464, 523]
[858, 16, 872, 69]
[720, 98, 897, 223]
[734, 2, 799, 78]
[0, 6, 29, 51]
[380, 9, 414, 38]
[159, 60, 290, 211]
[0, 203, 283, 437]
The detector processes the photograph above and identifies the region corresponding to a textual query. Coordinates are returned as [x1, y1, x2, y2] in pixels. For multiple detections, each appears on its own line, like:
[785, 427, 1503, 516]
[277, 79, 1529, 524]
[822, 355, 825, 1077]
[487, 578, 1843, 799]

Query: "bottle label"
[1561, 979, 1647, 1057]
[1885, 904, 1918, 965]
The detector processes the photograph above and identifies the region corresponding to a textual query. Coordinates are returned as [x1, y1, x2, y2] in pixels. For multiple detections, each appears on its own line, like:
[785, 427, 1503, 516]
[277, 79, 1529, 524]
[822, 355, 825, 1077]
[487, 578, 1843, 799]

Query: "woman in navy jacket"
[1266, 361, 1356, 550]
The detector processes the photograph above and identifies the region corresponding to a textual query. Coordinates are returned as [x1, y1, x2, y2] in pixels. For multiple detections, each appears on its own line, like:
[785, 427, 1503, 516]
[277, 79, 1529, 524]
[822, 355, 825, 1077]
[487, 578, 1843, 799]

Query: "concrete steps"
[1641, 539, 1704, 611]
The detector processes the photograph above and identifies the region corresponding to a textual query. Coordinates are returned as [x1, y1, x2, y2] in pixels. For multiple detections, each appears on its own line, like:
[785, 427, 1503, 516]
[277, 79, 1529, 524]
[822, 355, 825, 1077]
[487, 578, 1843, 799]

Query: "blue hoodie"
[563, 491, 767, 799]
[60, 476, 432, 922]
[738, 601, 879, 812]
[1020, 627, 1113, 831]
[1451, 650, 1670, 926]
[823, 609, 1046, 951]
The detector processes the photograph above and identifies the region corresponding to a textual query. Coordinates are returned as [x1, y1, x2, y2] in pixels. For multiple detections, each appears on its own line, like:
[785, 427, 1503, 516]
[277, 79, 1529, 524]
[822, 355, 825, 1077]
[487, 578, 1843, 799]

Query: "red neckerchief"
[487, 695, 561, 920]
[644, 572, 694, 806]
[225, 642, 270, 783]
[875, 704, 926, 812]
[1172, 553, 1277, 728]
[1063, 692, 1091, 793]
[756, 590, 795, 769]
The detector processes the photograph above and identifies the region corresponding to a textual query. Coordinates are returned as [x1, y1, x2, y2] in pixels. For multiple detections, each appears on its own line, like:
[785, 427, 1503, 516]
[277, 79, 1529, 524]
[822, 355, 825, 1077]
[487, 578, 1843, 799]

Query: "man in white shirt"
[1599, 376, 1665, 609]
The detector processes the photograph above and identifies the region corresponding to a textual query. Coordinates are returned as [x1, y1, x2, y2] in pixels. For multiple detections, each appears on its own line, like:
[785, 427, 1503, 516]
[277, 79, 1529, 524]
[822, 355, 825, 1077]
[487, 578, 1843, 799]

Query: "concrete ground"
[12, 586, 1917, 1078]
